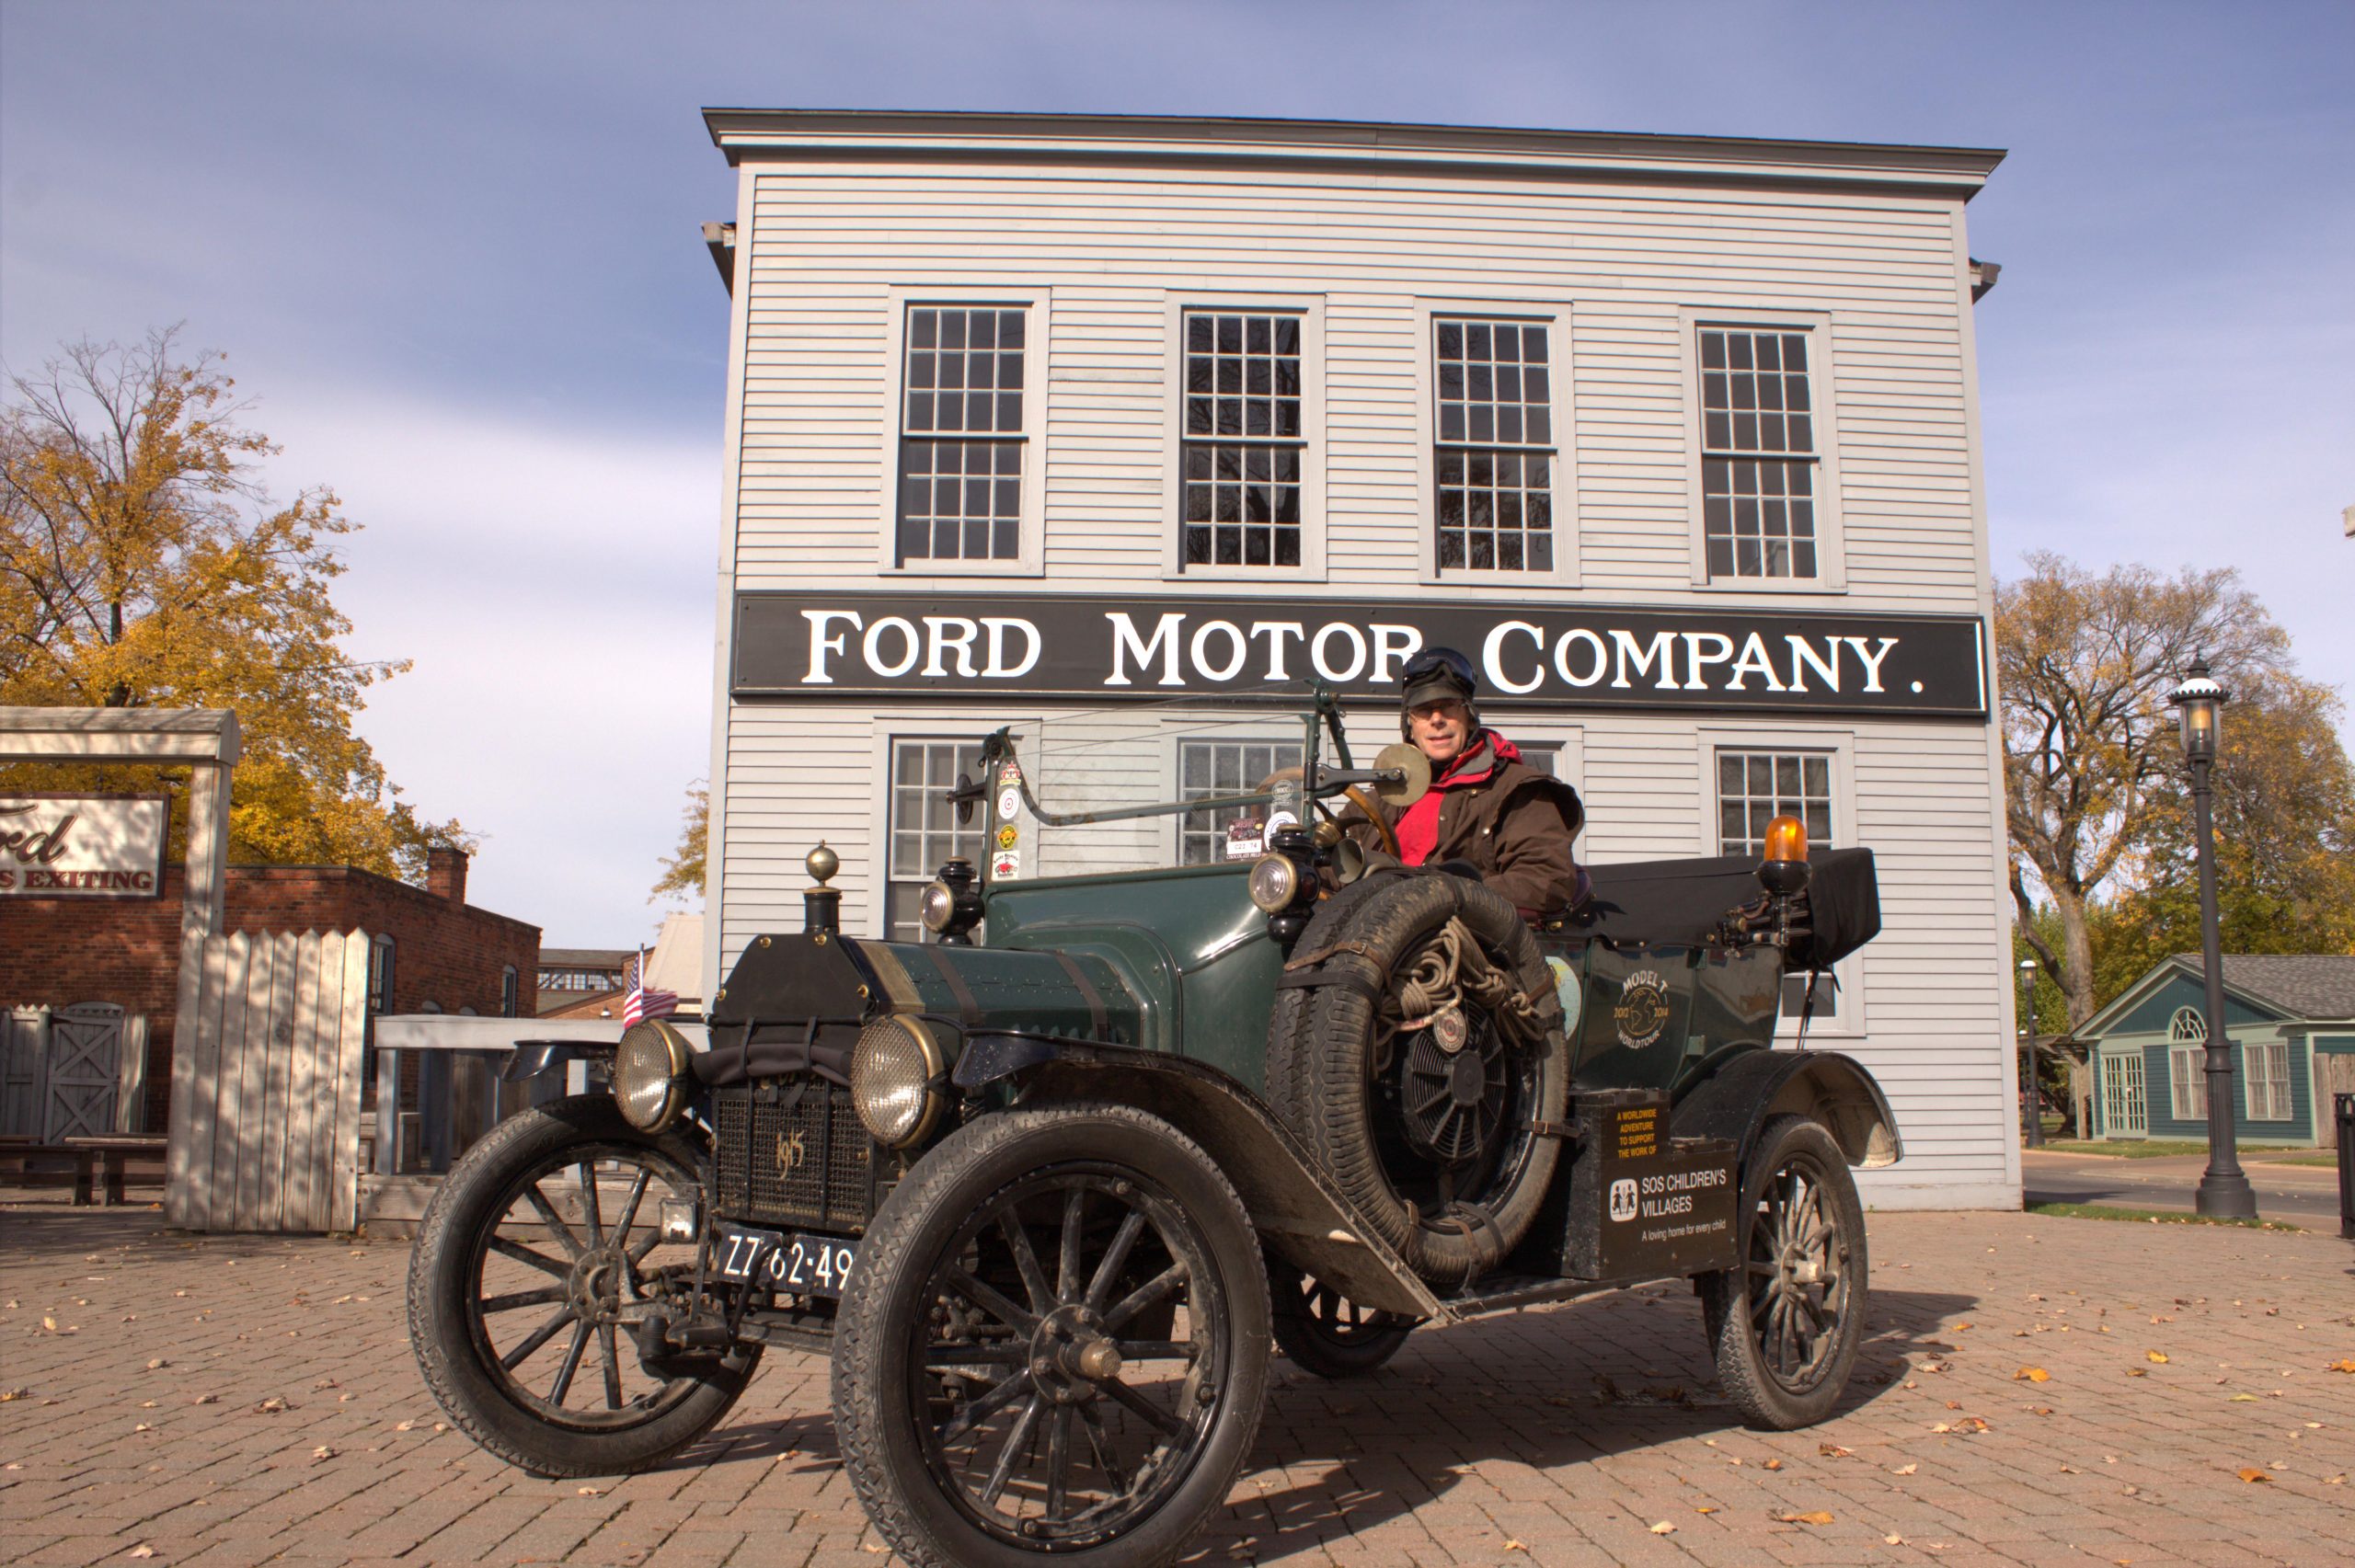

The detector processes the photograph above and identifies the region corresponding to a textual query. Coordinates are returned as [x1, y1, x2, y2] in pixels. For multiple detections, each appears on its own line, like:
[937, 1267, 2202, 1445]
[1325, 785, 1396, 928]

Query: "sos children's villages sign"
[0, 795, 167, 898]
[731, 592, 1988, 718]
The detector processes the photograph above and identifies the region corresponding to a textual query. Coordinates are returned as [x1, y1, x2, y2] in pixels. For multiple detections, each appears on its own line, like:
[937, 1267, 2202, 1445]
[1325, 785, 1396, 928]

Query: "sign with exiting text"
[731, 592, 1987, 719]
[0, 795, 168, 898]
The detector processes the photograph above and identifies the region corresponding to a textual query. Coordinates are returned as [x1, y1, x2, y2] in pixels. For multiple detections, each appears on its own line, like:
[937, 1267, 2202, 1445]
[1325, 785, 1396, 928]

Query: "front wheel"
[1268, 1258, 1415, 1379]
[1699, 1116, 1868, 1429]
[407, 1095, 759, 1476]
[833, 1104, 1270, 1568]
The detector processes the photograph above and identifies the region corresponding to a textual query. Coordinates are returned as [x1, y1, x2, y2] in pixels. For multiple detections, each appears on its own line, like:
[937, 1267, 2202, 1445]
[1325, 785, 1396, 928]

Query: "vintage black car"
[408, 690, 1896, 1568]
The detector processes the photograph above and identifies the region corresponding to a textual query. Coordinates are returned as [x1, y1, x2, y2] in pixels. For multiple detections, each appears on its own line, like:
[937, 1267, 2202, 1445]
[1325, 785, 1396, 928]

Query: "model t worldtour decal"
[731, 591, 1987, 717]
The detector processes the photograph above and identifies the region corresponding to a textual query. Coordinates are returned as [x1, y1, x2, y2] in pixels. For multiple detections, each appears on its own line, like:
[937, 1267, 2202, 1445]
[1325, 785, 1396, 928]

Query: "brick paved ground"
[4, 1192, 2350, 1568]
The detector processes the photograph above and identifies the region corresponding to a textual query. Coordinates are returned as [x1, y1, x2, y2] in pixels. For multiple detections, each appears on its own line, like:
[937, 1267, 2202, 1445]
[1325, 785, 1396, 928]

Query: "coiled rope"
[1373, 917, 1547, 1070]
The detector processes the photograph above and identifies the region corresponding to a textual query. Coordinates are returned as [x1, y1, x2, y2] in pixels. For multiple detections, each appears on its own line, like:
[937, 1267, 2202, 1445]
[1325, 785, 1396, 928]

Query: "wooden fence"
[166, 931, 370, 1232]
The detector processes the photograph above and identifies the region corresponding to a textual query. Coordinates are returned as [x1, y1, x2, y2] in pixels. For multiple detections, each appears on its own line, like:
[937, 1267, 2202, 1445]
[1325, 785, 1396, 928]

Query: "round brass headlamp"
[613, 1017, 694, 1133]
[850, 1015, 948, 1148]
[1247, 853, 1302, 913]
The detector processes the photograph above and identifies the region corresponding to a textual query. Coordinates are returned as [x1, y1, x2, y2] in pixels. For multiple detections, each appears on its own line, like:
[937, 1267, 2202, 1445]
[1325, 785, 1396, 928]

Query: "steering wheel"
[1255, 767, 1400, 859]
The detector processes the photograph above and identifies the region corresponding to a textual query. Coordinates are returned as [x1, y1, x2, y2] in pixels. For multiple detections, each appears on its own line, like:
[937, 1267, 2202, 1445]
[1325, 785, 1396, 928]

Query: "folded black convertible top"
[1578, 847, 1879, 969]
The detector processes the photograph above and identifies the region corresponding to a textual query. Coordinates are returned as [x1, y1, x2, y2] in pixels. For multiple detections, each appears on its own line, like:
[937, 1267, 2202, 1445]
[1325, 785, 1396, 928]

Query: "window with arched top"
[2168, 1006, 2207, 1042]
[2166, 1007, 2210, 1120]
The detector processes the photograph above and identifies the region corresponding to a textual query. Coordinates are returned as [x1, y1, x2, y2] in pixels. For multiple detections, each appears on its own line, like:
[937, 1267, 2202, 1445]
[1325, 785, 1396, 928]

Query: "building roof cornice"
[702, 109, 2005, 199]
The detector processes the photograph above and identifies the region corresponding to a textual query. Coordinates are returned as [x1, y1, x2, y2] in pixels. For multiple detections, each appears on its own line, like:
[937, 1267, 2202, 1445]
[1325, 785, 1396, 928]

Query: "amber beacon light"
[1758, 813, 1811, 897]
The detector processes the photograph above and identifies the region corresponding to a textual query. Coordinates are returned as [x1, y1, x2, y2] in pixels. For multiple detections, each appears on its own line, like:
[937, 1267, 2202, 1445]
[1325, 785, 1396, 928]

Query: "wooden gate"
[166, 931, 371, 1232]
[44, 1003, 122, 1139]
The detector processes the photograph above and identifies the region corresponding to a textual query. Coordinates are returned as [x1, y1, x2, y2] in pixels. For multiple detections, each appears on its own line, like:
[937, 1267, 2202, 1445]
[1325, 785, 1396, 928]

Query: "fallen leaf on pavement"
[1763, 1459, 1784, 1471]
[2237, 1469, 2271, 1483]
[311, 1446, 336, 1460]
[1819, 1443, 1852, 1458]
[1778, 1511, 1835, 1526]
[2147, 1351, 2169, 1364]
[1695, 1505, 1718, 1515]
[2128, 1368, 2148, 1378]
[2015, 1368, 2051, 1382]
[128, 1549, 155, 1561]
[2330, 1359, 2355, 1374]
[1893, 1462, 1918, 1475]
[0, 1390, 25, 1402]
[1886, 1535, 1904, 1546]
[253, 1397, 290, 1413]
[145, 1358, 168, 1370]
[576, 1485, 601, 1495]
[40, 1317, 56, 1333]
[1503, 1540, 1527, 1551]
[1649, 1522, 1675, 1535]
[2232, 1393, 2260, 1402]
[191, 1394, 216, 1405]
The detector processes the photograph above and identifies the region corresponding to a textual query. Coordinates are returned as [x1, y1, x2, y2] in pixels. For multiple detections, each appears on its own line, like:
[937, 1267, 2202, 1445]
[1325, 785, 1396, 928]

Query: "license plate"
[711, 1222, 857, 1298]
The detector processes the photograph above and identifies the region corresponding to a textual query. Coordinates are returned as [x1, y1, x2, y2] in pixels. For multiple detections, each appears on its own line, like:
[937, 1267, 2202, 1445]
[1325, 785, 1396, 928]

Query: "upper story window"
[1181, 311, 1304, 569]
[367, 934, 396, 1013]
[500, 966, 520, 1019]
[898, 305, 1028, 565]
[1435, 318, 1556, 573]
[1699, 326, 1821, 580]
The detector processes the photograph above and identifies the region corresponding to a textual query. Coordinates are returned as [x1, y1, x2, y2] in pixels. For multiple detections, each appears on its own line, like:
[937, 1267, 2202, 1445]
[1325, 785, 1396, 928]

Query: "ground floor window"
[2168, 1044, 2208, 1121]
[1178, 738, 1302, 864]
[2244, 1039, 2292, 1121]
[1714, 748, 1838, 1022]
[886, 738, 986, 940]
[2100, 1051, 2147, 1136]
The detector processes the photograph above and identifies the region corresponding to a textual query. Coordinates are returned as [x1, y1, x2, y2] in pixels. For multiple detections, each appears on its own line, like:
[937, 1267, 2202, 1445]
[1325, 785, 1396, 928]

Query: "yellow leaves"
[2328, 1359, 2355, 1374]
[2147, 1350, 2170, 1364]
[1762, 1458, 1784, 1471]
[2016, 1367, 2051, 1382]
[2237, 1468, 2272, 1483]
[1778, 1511, 1836, 1526]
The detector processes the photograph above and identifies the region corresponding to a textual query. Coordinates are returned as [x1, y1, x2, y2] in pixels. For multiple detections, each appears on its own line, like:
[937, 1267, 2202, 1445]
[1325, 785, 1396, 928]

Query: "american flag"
[622, 948, 678, 1025]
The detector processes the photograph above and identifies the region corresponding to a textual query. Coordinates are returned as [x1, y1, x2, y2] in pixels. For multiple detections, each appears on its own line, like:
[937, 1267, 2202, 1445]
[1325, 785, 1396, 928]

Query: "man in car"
[1343, 647, 1588, 920]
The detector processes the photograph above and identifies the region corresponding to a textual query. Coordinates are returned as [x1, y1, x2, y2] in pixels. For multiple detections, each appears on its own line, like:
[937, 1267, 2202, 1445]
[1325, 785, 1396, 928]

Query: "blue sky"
[5, 0, 2349, 944]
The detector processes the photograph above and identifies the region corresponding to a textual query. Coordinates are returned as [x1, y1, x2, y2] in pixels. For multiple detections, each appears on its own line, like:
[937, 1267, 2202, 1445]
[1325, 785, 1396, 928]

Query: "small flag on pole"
[622, 947, 678, 1025]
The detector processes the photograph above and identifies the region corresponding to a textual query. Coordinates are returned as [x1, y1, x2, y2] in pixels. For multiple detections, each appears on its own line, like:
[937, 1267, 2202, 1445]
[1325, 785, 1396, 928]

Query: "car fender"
[961, 1036, 1443, 1321]
[1669, 1047, 1901, 1173]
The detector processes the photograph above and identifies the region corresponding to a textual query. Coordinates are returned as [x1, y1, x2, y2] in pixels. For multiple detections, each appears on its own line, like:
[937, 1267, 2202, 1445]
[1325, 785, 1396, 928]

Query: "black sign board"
[1563, 1090, 1740, 1281]
[732, 591, 1986, 719]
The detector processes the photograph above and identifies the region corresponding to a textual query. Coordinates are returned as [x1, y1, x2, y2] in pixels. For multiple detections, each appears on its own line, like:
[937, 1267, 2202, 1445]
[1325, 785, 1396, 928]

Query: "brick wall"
[0, 857, 540, 1127]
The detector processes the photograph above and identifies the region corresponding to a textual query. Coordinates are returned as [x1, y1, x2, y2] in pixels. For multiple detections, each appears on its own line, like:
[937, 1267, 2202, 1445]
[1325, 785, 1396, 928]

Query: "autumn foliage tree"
[649, 782, 708, 904]
[1, 329, 465, 879]
[1998, 553, 2353, 1029]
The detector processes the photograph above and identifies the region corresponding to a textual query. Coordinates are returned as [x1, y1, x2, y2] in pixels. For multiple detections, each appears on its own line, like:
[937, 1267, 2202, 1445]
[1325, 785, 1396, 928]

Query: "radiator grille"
[711, 1082, 898, 1234]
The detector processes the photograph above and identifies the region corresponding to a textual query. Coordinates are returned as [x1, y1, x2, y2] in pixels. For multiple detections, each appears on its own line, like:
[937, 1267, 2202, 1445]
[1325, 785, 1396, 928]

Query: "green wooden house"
[2077, 956, 2355, 1147]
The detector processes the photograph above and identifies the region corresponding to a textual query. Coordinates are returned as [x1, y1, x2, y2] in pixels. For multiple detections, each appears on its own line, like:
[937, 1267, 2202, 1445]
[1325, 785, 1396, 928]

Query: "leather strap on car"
[1050, 951, 1110, 1040]
[920, 944, 982, 1026]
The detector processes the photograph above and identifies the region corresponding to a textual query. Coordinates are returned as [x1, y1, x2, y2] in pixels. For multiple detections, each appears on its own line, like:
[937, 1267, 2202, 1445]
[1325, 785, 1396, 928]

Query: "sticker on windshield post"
[1224, 818, 1266, 859]
[991, 848, 1022, 879]
[996, 787, 1022, 821]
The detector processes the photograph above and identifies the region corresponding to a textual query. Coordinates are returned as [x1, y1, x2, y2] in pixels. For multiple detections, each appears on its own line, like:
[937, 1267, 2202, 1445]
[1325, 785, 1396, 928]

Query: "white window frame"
[2099, 1048, 2147, 1138]
[1413, 298, 1579, 588]
[1160, 292, 1327, 582]
[878, 286, 1051, 578]
[1677, 307, 1846, 593]
[2244, 1038, 2292, 1122]
[1173, 733, 1306, 866]
[877, 732, 994, 942]
[2168, 1044, 2209, 1121]
[1695, 726, 1863, 1037]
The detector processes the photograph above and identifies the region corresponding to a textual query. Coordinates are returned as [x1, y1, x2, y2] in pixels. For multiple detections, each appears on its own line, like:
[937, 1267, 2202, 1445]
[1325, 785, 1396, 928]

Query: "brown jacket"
[1339, 731, 1587, 917]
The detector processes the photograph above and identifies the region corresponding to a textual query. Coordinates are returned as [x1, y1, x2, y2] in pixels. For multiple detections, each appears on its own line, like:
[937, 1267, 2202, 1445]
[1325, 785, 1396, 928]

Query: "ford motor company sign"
[0, 794, 168, 898]
[732, 592, 1987, 719]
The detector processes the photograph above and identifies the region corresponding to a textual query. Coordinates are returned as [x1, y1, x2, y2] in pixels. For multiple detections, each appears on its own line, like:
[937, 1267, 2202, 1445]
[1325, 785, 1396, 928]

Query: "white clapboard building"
[696, 110, 2016, 1208]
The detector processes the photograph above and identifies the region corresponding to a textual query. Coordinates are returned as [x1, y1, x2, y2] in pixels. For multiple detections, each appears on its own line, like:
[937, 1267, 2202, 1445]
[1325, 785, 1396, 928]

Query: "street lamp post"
[2171, 657, 2257, 1219]
[2018, 957, 2043, 1148]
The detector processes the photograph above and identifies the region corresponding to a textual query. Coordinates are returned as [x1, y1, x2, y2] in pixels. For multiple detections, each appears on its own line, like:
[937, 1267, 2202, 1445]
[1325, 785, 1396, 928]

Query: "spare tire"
[1267, 873, 1569, 1285]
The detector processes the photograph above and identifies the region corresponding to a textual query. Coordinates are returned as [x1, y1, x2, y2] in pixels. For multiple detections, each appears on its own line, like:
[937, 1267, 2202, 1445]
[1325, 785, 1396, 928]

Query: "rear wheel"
[1268, 1258, 1414, 1379]
[833, 1104, 1269, 1568]
[407, 1095, 759, 1475]
[1700, 1116, 1867, 1429]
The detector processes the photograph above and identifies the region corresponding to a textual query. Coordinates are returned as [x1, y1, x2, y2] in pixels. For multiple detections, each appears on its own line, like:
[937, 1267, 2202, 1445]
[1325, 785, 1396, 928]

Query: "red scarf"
[1395, 731, 1522, 865]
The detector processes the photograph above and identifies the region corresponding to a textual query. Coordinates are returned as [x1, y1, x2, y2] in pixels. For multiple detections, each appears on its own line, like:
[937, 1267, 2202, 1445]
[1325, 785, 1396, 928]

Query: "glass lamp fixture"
[2168, 657, 2228, 762]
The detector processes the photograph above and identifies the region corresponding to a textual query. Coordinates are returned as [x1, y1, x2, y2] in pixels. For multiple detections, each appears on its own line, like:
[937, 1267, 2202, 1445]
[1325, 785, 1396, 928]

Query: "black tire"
[407, 1094, 759, 1476]
[833, 1104, 1270, 1568]
[1267, 873, 1569, 1284]
[1699, 1116, 1869, 1430]
[1268, 1257, 1414, 1379]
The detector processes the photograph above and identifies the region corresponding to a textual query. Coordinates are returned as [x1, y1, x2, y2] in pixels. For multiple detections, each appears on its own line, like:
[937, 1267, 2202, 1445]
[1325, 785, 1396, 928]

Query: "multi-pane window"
[500, 966, 519, 1019]
[1716, 751, 1832, 858]
[1435, 319, 1555, 572]
[1717, 750, 1837, 1020]
[2100, 1052, 2147, 1136]
[367, 934, 396, 1013]
[898, 306, 1028, 563]
[1178, 739, 1303, 864]
[2167, 1007, 2210, 1120]
[2244, 1040, 2291, 1121]
[1181, 312, 1304, 567]
[886, 738, 986, 940]
[1699, 326, 1821, 579]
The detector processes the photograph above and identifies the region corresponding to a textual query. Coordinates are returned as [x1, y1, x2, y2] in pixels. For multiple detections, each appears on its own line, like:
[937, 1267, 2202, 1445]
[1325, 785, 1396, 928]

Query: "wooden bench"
[0, 1135, 167, 1205]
